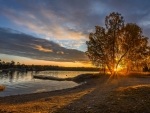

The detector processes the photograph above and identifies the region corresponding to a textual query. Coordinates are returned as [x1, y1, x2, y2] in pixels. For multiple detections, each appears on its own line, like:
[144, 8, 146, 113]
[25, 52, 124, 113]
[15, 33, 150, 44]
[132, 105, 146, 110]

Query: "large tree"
[86, 12, 150, 75]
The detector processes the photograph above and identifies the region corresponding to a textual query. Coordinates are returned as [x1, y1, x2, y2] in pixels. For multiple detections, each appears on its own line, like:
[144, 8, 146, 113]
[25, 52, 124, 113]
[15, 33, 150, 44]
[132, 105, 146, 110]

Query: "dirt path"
[0, 75, 150, 113]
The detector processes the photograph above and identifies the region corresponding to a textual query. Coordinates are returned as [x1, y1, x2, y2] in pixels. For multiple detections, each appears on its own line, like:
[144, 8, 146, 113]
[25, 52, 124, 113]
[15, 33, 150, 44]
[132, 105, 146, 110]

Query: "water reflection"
[0, 71, 28, 83]
[36, 71, 98, 78]
[0, 71, 98, 97]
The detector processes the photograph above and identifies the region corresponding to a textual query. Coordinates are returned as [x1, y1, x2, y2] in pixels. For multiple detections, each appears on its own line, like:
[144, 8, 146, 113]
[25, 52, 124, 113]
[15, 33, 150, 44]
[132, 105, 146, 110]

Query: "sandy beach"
[0, 73, 150, 113]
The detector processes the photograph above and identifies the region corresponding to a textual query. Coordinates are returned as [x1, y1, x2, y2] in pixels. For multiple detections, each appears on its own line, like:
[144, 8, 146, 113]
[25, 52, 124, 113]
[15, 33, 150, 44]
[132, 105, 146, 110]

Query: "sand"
[0, 73, 150, 113]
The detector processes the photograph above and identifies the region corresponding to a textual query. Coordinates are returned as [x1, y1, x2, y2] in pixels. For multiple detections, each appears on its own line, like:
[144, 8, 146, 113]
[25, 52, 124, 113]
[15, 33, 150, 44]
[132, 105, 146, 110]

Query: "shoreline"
[33, 73, 100, 83]
[0, 73, 104, 98]
[0, 73, 99, 97]
[0, 73, 150, 113]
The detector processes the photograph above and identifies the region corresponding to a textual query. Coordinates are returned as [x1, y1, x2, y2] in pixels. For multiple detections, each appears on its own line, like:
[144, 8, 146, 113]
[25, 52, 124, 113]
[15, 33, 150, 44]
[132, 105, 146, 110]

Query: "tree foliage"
[86, 12, 150, 74]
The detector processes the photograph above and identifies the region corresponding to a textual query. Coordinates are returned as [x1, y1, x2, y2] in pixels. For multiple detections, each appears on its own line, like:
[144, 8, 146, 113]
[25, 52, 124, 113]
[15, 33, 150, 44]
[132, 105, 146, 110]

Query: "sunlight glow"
[114, 68, 117, 72]
[0, 53, 93, 67]
[114, 64, 125, 72]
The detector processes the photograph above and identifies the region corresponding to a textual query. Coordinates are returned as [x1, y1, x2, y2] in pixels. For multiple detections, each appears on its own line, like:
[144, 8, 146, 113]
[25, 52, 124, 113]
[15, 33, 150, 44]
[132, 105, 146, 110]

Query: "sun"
[114, 64, 124, 72]
[114, 68, 116, 71]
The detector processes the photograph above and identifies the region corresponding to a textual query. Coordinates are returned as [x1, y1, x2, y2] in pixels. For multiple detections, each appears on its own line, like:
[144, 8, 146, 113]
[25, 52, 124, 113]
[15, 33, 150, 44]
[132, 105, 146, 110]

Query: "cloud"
[0, 4, 88, 41]
[0, 27, 89, 62]
[0, 0, 106, 42]
[31, 45, 53, 53]
[0, 0, 150, 50]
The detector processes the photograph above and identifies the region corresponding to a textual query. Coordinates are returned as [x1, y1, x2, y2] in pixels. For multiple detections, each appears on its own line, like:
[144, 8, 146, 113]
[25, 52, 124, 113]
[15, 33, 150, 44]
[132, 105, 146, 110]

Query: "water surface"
[0, 71, 98, 97]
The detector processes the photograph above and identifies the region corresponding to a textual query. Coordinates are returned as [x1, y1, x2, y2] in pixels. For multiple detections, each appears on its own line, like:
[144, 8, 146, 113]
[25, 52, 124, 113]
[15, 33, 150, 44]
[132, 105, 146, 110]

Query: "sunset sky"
[0, 0, 150, 67]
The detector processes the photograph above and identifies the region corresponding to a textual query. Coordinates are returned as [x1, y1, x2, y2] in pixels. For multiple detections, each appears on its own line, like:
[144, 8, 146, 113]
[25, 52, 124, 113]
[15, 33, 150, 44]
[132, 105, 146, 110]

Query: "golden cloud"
[56, 51, 64, 54]
[32, 45, 53, 52]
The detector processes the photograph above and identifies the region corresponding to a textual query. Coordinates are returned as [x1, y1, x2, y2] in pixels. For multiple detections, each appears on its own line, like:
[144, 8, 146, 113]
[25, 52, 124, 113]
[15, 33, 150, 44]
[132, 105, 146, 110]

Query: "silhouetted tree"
[0, 59, 1, 69]
[10, 60, 15, 68]
[120, 23, 150, 72]
[86, 12, 150, 75]
[17, 62, 20, 69]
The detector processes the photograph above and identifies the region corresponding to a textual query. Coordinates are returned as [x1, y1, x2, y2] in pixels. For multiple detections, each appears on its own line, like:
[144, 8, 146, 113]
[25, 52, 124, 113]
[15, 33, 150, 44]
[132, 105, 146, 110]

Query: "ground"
[0, 73, 150, 113]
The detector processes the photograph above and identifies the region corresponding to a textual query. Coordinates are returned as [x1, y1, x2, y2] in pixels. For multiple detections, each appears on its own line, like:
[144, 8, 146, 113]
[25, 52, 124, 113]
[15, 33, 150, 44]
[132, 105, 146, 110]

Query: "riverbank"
[0, 73, 150, 113]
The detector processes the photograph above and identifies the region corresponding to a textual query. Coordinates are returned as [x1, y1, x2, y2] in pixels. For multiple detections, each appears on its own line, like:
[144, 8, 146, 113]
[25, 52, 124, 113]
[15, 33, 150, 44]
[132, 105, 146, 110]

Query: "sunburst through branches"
[86, 12, 150, 82]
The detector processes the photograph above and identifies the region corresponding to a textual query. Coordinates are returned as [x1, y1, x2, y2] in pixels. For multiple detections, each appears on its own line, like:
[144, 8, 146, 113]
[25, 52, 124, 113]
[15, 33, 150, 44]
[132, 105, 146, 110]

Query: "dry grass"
[54, 85, 150, 113]
[0, 90, 93, 113]
[127, 72, 150, 77]
[97, 85, 150, 113]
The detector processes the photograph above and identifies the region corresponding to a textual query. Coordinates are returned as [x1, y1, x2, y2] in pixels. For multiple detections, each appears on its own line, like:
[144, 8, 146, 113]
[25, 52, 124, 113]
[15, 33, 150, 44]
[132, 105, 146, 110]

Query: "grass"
[54, 85, 150, 113]
[97, 85, 150, 113]
[54, 73, 150, 113]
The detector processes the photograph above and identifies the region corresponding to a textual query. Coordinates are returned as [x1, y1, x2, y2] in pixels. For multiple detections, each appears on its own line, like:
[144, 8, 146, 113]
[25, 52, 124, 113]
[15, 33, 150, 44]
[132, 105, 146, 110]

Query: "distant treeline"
[0, 59, 99, 71]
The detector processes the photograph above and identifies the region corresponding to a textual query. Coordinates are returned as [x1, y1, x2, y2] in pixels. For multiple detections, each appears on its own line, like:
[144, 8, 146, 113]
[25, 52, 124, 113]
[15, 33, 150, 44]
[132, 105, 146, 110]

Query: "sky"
[0, 0, 150, 67]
